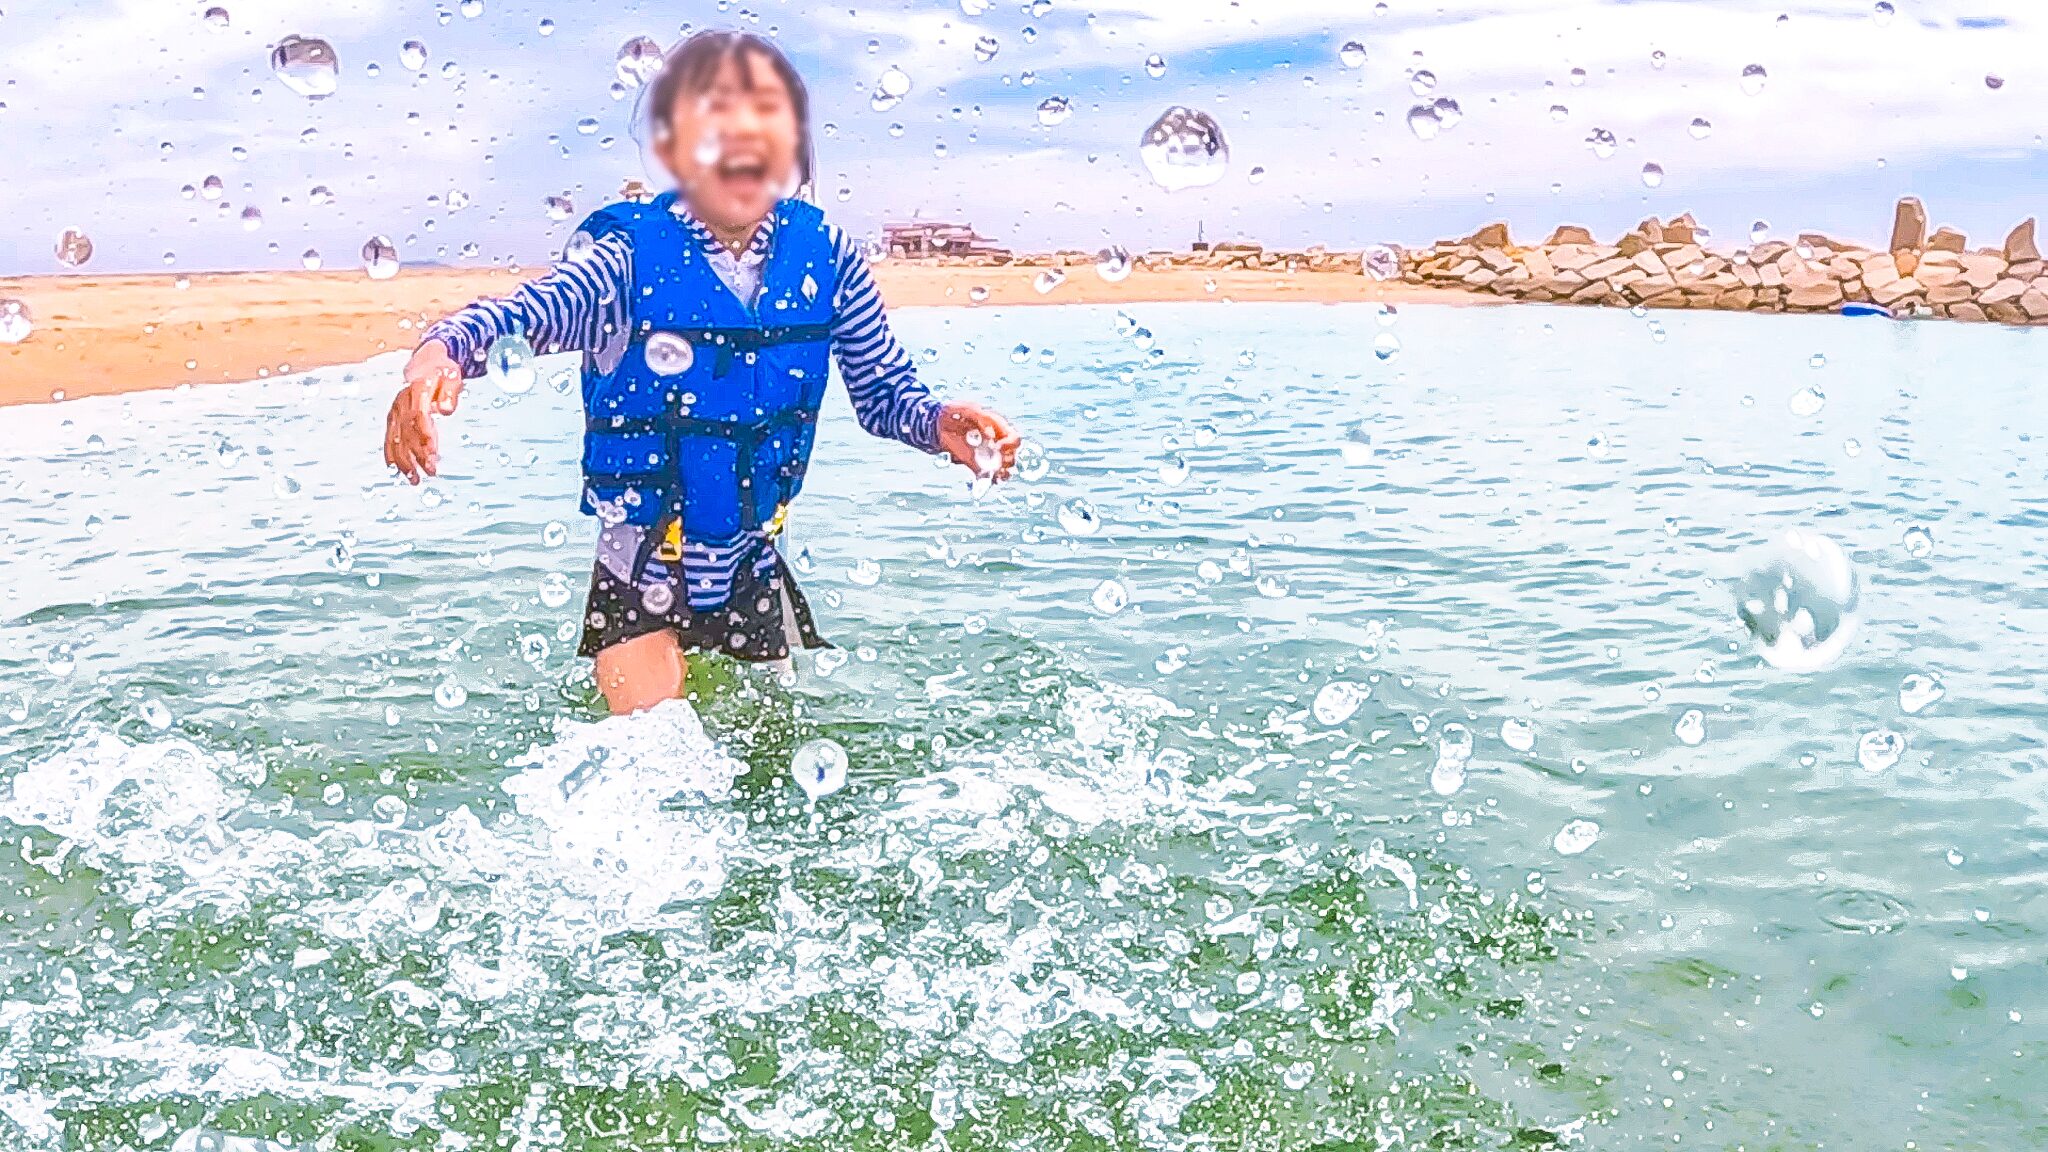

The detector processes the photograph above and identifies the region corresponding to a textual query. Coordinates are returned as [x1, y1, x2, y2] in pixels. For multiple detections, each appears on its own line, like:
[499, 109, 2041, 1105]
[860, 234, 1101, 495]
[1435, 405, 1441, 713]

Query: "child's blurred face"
[660, 50, 800, 234]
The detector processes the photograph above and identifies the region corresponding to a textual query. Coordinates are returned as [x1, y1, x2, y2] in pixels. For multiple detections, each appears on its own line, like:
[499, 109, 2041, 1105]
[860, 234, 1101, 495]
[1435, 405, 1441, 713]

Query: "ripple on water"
[1816, 887, 1912, 933]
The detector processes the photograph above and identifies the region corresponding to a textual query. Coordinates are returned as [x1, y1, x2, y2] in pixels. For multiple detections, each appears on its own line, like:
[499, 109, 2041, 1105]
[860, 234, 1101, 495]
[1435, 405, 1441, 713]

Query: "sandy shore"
[0, 264, 1487, 407]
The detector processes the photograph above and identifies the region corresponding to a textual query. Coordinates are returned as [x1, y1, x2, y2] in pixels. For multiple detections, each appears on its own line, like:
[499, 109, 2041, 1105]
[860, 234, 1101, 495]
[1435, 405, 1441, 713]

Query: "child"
[382, 30, 1019, 715]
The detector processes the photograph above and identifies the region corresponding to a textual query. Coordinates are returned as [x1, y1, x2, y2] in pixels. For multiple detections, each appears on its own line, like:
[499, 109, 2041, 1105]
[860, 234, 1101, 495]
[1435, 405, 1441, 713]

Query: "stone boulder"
[1546, 225, 1595, 246]
[1465, 222, 1512, 249]
[1890, 197, 1927, 252]
[1663, 214, 1701, 245]
[1927, 227, 1967, 253]
[2005, 219, 2040, 262]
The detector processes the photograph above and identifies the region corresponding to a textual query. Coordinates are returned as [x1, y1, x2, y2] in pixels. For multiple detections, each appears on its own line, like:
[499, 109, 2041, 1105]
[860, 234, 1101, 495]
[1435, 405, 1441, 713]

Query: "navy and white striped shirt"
[424, 202, 943, 610]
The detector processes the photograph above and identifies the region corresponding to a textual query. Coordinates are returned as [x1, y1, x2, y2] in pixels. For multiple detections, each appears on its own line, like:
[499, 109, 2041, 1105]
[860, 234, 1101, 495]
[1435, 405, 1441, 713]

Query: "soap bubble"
[1036, 95, 1072, 127]
[1095, 245, 1133, 282]
[1857, 729, 1905, 773]
[1312, 681, 1368, 726]
[1899, 674, 1944, 714]
[1430, 723, 1473, 795]
[1552, 820, 1600, 856]
[791, 739, 849, 800]
[271, 35, 340, 98]
[399, 40, 428, 70]
[1090, 579, 1131, 616]
[616, 36, 664, 87]
[1339, 41, 1367, 69]
[362, 235, 399, 279]
[1139, 106, 1229, 191]
[54, 228, 93, 267]
[0, 299, 31, 345]
[644, 332, 696, 376]
[1736, 528, 1861, 672]
[486, 334, 537, 395]
[1740, 64, 1768, 96]
[1362, 244, 1401, 281]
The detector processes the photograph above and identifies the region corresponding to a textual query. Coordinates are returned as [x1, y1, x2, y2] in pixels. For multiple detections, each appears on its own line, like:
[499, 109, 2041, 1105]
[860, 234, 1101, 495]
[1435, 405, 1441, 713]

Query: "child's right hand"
[383, 340, 465, 484]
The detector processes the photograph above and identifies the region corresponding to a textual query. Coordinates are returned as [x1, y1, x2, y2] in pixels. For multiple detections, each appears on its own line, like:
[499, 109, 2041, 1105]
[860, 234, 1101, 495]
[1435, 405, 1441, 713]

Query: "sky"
[1, 0, 2045, 274]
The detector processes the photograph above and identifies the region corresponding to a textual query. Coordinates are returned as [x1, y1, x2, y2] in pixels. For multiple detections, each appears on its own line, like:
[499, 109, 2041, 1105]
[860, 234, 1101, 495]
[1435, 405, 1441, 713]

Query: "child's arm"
[385, 236, 633, 483]
[828, 232, 1019, 476]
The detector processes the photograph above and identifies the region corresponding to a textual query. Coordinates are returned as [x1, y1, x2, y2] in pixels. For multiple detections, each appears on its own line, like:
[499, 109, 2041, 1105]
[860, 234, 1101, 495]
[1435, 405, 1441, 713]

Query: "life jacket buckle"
[655, 517, 684, 562]
[764, 504, 790, 538]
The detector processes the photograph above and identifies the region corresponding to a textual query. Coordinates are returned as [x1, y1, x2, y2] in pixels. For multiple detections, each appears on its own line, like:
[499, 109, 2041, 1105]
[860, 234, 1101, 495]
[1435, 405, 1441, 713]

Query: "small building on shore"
[883, 221, 1008, 259]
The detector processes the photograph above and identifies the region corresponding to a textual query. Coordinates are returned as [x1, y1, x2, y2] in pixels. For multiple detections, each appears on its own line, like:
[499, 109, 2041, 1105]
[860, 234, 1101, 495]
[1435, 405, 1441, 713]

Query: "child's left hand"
[938, 402, 1021, 480]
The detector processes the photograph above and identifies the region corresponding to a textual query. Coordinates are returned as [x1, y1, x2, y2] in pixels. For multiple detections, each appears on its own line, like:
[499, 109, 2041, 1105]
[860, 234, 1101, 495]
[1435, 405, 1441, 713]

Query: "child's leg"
[594, 630, 688, 715]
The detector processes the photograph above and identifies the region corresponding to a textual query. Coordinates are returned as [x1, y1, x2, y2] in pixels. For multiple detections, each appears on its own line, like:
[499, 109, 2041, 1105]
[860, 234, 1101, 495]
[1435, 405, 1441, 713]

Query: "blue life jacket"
[576, 193, 837, 546]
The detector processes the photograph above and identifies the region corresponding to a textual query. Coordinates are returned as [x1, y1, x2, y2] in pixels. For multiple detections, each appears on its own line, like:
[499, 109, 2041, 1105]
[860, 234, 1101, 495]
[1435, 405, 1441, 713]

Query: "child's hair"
[643, 30, 815, 191]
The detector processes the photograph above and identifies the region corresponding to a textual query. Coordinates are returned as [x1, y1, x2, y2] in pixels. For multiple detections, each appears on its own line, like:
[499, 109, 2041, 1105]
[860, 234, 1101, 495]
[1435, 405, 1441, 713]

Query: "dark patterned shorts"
[576, 549, 828, 662]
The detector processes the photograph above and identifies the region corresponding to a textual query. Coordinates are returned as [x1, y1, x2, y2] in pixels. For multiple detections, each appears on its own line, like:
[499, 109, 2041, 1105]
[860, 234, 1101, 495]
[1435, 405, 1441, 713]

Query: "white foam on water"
[0, 680, 1220, 1139]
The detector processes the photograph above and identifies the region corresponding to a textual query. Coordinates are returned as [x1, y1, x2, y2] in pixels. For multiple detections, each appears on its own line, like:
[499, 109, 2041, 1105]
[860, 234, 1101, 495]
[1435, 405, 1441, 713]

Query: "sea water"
[0, 302, 2043, 1149]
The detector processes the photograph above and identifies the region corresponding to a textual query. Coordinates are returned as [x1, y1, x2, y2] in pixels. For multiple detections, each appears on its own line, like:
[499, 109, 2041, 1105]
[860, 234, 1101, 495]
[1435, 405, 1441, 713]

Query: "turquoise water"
[0, 301, 2043, 1149]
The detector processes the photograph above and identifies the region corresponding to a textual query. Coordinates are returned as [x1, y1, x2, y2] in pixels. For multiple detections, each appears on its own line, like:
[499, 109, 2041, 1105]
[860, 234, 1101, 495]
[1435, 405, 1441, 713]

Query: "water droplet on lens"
[1034, 267, 1066, 294]
[1736, 528, 1861, 672]
[1857, 728, 1905, 772]
[1500, 717, 1537, 753]
[1899, 673, 1944, 714]
[1641, 162, 1665, 188]
[545, 194, 574, 221]
[879, 65, 912, 98]
[1788, 385, 1825, 416]
[1362, 244, 1401, 281]
[848, 558, 882, 586]
[644, 331, 696, 376]
[1036, 95, 1073, 127]
[1408, 69, 1436, 96]
[271, 35, 341, 98]
[1689, 116, 1713, 139]
[1985, 74, 2004, 91]
[54, 228, 93, 267]
[0, 299, 32, 345]
[1373, 332, 1401, 361]
[1090, 578, 1131, 615]
[1431, 723, 1473, 795]
[1139, 106, 1229, 190]
[1339, 41, 1367, 69]
[1740, 63, 1768, 96]
[434, 680, 468, 710]
[541, 520, 569, 548]
[1585, 127, 1617, 158]
[1674, 708, 1706, 746]
[974, 35, 999, 62]
[1553, 819, 1600, 856]
[1057, 498, 1101, 536]
[362, 235, 400, 279]
[203, 6, 231, 27]
[1095, 245, 1133, 282]
[1873, 0, 1894, 23]
[138, 698, 174, 731]
[239, 205, 263, 230]
[616, 36, 664, 87]
[538, 572, 573, 607]
[486, 334, 537, 394]
[1312, 681, 1368, 726]
[791, 738, 849, 800]
[400, 40, 429, 70]
[1900, 525, 1933, 559]
[1145, 53, 1166, 78]
[1406, 103, 1442, 140]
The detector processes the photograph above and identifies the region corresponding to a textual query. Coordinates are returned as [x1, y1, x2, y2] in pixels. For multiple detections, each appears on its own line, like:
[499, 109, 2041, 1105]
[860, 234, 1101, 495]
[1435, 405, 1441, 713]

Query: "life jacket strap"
[585, 409, 822, 535]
